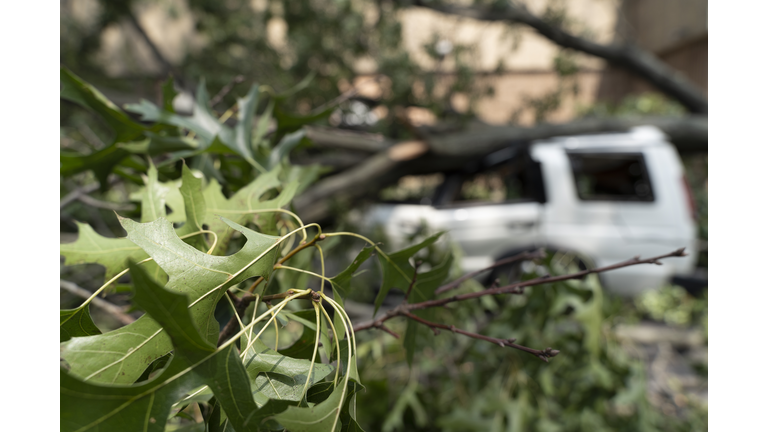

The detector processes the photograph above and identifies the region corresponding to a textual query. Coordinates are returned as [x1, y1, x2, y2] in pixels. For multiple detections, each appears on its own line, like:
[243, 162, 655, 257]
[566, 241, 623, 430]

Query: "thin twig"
[60, 280, 135, 326]
[409, 248, 687, 312]
[401, 311, 557, 362]
[60, 177, 122, 209]
[310, 75, 381, 114]
[76, 194, 137, 211]
[217, 235, 326, 345]
[60, 184, 100, 209]
[434, 249, 546, 295]
[402, 261, 421, 303]
[354, 249, 687, 354]
[375, 323, 401, 339]
[217, 292, 255, 346]
[210, 75, 245, 108]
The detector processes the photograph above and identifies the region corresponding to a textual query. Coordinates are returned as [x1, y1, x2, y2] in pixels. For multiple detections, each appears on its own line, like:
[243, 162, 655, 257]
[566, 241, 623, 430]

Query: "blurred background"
[60, 0, 707, 430]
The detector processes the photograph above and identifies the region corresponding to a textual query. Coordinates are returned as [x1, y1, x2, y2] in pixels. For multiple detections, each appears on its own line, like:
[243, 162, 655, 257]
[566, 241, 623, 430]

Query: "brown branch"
[210, 75, 245, 108]
[124, 8, 175, 78]
[402, 311, 558, 362]
[76, 194, 136, 211]
[412, 1, 707, 114]
[60, 280, 135, 326]
[295, 117, 707, 223]
[402, 261, 422, 303]
[217, 292, 255, 346]
[409, 248, 687, 311]
[354, 249, 687, 355]
[217, 234, 326, 345]
[246, 233, 325, 294]
[434, 249, 546, 295]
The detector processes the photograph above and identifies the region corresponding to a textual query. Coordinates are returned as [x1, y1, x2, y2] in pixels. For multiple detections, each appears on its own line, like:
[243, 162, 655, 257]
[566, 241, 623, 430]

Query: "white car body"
[365, 126, 698, 296]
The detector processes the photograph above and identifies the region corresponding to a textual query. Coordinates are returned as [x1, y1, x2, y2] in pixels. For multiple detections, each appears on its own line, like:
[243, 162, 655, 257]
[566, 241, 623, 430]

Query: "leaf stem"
[77, 257, 154, 310]
[190, 224, 321, 308]
[274, 264, 334, 285]
[318, 303, 342, 388]
[318, 293, 356, 430]
[323, 232, 413, 284]
[245, 231, 324, 294]
[315, 243, 326, 294]
[178, 229, 219, 254]
[297, 302, 323, 406]
[238, 290, 309, 359]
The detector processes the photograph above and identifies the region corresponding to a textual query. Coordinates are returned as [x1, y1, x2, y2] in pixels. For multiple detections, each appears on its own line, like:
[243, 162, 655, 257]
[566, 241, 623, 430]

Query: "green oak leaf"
[267, 130, 305, 170]
[278, 310, 325, 362]
[373, 232, 445, 315]
[60, 307, 102, 342]
[202, 169, 299, 256]
[140, 160, 169, 223]
[60, 217, 281, 385]
[273, 362, 363, 432]
[402, 252, 453, 367]
[175, 163, 209, 250]
[161, 76, 177, 113]
[61, 262, 288, 432]
[60, 221, 149, 283]
[330, 246, 376, 302]
[60, 67, 146, 187]
[60, 67, 145, 144]
[241, 336, 333, 403]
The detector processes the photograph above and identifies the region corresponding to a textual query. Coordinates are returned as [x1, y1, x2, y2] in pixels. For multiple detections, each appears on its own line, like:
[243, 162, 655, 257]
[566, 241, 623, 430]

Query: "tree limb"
[412, 1, 708, 114]
[60, 280, 136, 326]
[427, 115, 708, 157]
[353, 248, 685, 350]
[295, 116, 706, 222]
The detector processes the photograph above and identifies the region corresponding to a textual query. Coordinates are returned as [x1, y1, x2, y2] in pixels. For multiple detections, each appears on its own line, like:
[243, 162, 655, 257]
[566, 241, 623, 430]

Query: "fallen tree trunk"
[412, 1, 708, 115]
[295, 115, 707, 223]
[428, 115, 708, 156]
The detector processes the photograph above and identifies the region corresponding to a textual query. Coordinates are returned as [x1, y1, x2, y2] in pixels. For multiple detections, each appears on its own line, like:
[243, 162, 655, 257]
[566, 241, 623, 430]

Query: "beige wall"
[596, 0, 707, 103]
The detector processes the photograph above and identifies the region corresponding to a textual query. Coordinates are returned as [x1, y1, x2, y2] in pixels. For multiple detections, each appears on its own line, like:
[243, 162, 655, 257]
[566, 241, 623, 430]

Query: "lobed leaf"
[373, 232, 445, 315]
[202, 169, 299, 256]
[60, 307, 102, 342]
[60, 217, 281, 384]
[60, 221, 149, 284]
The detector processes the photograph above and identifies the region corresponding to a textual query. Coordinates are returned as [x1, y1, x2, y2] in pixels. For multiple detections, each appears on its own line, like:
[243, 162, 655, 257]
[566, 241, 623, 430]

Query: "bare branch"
[76, 194, 137, 211]
[60, 280, 135, 326]
[412, 1, 707, 114]
[434, 249, 546, 295]
[411, 248, 687, 311]
[402, 311, 557, 362]
[402, 261, 422, 303]
[210, 75, 245, 108]
[304, 126, 391, 153]
[295, 117, 706, 222]
[353, 248, 685, 361]
[427, 115, 708, 157]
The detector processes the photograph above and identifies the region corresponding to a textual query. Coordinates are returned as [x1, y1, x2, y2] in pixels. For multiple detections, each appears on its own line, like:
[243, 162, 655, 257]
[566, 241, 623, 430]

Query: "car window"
[567, 152, 654, 201]
[379, 173, 444, 204]
[454, 164, 525, 203]
[443, 150, 547, 206]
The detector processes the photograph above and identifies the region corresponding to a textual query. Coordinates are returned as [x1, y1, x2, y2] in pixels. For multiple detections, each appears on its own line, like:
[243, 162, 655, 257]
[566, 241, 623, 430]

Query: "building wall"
[596, 0, 707, 103]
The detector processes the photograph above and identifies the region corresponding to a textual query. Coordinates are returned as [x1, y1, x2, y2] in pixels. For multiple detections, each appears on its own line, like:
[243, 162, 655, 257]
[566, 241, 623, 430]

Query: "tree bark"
[295, 115, 706, 223]
[412, 1, 708, 114]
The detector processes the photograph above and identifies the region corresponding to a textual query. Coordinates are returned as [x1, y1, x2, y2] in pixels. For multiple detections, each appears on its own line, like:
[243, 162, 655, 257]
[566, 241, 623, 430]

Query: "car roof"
[532, 126, 670, 151]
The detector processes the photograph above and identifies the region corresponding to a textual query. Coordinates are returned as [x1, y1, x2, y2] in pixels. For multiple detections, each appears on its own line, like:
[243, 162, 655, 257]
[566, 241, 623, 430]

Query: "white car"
[364, 126, 698, 296]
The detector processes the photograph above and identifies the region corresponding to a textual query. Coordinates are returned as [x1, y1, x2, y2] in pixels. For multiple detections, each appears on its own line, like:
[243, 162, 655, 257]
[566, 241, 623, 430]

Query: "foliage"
[635, 286, 708, 337]
[60, 70, 706, 431]
[577, 92, 686, 119]
[350, 248, 706, 432]
[58, 70, 517, 431]
[59, 0, 494, 137]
